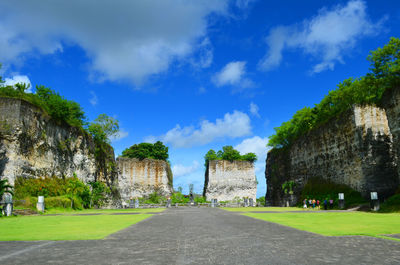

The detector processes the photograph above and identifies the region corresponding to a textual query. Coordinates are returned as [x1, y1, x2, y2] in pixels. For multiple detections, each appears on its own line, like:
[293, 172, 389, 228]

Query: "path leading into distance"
[0, 208, 399, 264]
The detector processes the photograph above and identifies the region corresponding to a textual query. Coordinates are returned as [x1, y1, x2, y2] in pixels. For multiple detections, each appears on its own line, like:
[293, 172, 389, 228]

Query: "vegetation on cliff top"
[268, 37, 400, 148]
[120, 141, 169, 161]
[204, 145, 257, 167]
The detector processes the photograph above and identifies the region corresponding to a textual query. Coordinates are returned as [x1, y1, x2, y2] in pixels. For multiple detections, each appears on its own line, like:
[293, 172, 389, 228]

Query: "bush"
[121, 141, 169, 161]
[301, 177, 366, 208]
[379, 194, 400, 213]
[204, 146, 257, 167]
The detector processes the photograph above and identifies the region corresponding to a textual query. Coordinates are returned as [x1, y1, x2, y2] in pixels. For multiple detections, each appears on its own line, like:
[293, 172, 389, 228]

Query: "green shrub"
[301, 177, 366, 208]
[379, 194, 400, 213]
[121, 141, 169, 161]
[44, 196, 72, 209]
[204, 146, 257, 167]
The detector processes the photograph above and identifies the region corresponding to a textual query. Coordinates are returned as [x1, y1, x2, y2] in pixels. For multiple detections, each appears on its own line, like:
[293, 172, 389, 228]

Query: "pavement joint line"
[0, 241, 55, 262]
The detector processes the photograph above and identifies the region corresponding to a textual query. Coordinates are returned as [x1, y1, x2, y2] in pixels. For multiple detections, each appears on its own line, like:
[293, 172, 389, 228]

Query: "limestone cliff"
[204, 160, 257, 202]
[381, 87, 400, 181]
[116, 157, 173, 200]
[0, 97, 97, 185]
[265, 105, 398, 206]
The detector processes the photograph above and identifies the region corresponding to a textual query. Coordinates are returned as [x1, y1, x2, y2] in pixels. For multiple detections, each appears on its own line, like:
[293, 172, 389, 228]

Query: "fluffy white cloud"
[0, 0, 229, 84]
[234, 136, 270, 160]
[3, 75, 32, 92]
[146, 110, 252, 148]
[213, 61, 253, 88]
[249, 102, 260, 117]
[172, 161, 200, 178]
[259, 0, 385, 73]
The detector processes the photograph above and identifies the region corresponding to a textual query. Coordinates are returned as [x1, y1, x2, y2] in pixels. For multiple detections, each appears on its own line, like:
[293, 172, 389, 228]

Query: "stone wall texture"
[381, 87, 400, 180]
[204, 160, 257, 202]
[265, 105, 398, 206]
[0, 97, 96, 185]
[117, 157, 173, 200]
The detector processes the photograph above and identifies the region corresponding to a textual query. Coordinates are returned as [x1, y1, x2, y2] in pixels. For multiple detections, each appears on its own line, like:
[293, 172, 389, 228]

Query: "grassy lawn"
[244, 212, 400, 241]
[44, 207, 166, 215]
[0, 214, 152, 241]
[222, 207, 303, 212]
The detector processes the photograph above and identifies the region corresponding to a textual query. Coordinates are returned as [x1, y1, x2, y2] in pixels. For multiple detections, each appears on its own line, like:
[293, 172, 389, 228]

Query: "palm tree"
[0, 178, 13, 199]
[0, 179, 13, 217]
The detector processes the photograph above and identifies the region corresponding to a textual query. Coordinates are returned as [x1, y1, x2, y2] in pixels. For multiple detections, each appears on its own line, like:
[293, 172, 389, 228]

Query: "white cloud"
[146, 110, 252, 148]
[234, 136, 270, 160]
[3, 75, 32, 92]
[213, 61, 247, 86]
[0, 1, 229, 85]
[259, 0, 385, 73]
[172, 161, 200, 178]
[249, 102, 260, 117]
[89, 91, 98, 106]
[110, 129, 129, 142]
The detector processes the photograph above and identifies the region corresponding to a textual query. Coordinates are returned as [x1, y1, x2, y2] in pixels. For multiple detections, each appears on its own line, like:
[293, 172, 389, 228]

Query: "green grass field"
[222, 207, 303, 212]
[244, 212, 400, 241]
[0, 214, 152, 241]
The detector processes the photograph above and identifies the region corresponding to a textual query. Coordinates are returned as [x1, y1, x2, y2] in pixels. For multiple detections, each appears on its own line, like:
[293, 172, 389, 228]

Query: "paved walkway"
[0, 208, 399, 264]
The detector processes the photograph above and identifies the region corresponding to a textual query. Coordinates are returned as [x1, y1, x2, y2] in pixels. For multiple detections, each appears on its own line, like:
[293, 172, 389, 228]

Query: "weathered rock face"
[266, 105, 398, 206]
[204, 160, 257, 202]
[116, 157, 173, 200]
[381, 87, 400, 180]
[0, 97, 96, 185]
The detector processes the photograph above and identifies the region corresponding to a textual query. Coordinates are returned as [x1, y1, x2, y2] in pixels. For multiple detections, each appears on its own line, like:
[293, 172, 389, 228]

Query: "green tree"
[121, 141, 169, 161]
[0, 179, 13, 199]
[368, 37, 400, 88]
[66, 176, 88, 209]
[88, 114, 119, 145]
[204, 146, 258, 166]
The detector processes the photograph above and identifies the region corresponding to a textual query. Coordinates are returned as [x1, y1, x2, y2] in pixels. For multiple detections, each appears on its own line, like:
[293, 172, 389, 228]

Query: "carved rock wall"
[0, 97, 96, 185]
[204, 160, 257, 202]
[116, 157, 173, 200]
[265, 105, 398, 206]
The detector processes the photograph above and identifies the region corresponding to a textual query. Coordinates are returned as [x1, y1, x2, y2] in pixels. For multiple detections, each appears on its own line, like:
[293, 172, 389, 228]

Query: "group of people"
[303, 198, 334, 210]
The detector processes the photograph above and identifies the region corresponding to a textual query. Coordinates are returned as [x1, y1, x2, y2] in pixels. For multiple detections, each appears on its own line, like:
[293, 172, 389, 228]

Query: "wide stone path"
[0, 208, 399, 264]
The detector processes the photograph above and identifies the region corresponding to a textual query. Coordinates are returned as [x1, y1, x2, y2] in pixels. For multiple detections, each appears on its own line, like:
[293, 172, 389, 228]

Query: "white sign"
[371, 192, 378, 200]
[338, 193, 344, 200]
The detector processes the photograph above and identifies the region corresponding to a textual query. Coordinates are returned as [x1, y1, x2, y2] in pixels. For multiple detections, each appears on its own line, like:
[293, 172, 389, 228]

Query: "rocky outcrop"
[0, 97, 97, 185]
[265, 105, 398, 206]
[381, 87, 400, 180]
[116, 157, 173, 201]
[204, 160, 256, 202]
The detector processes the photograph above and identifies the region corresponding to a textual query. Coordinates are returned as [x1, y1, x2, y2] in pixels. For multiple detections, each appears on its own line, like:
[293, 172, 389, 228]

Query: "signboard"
[370, 192, 378, 200]
[338, 193, 344, 200]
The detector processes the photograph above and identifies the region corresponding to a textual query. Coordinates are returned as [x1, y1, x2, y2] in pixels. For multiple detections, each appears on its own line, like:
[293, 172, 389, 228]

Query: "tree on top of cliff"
[204, 145, 257, 166]
[0, 83, 86, 128]
[268, 37, 400, 149]
[121, 141, 169, 161]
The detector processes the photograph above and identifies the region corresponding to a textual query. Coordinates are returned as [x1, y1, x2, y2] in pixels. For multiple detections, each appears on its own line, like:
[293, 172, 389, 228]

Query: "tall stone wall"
[381, 87, 400, 180]
[0, 97, 97, 185]
[117, 157, 173, 201]
[204, 160, 257, 202]
[265, 105, 398, 206]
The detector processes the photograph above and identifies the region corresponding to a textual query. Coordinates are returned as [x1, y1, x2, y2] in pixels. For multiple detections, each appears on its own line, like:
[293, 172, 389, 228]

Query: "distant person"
[329, 199, 333, 209]
[312, 199, 316, 209]
[323, 199, 328, 210]
[303, 199, 307, 209]
[308, 199, 312, 207]
[317, 200, 320, 210]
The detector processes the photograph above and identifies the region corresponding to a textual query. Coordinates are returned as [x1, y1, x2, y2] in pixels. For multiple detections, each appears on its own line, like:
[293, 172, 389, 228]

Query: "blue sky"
[1, 0, 399, 196]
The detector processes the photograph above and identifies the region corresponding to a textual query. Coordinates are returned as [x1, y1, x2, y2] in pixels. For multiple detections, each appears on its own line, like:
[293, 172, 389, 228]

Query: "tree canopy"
[204, 145, 257, 166]
[121, 141, 169, 161]
[268, 37, 400, 149]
